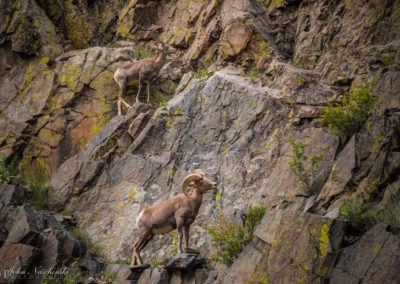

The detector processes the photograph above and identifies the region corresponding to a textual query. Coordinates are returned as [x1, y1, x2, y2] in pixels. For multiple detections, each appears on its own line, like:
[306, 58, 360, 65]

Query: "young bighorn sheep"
[113, 42, 175, 115]
[131, 169, 217, 267]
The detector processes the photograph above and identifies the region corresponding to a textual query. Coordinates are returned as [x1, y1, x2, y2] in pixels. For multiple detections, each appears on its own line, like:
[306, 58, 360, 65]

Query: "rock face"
[1, 0, 400, 283]
[0, 184, 105, 284]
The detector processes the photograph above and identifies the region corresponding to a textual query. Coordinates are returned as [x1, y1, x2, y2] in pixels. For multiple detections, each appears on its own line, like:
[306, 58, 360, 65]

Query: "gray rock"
[163, 254, 206, 270]
[138, 268, 170, 284]
[6, 204, 46, 246]
[331, 224, 400, 283]
[0, 243, 42, 284]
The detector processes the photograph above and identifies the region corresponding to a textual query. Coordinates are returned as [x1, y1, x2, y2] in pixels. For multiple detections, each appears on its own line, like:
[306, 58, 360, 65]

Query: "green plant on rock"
[204, 204, 266, 266]
[339, 179, 400, 228]
[194, 68, 215, 79]
[323, 79, 381, 136]
[0, 158, 15, 184]
[133, 46, 156, 59]
[150, 86, 172, 108]
[22, 166, 51, 210]
[289, 139, 324, 195]
[153, 259, 162, 268]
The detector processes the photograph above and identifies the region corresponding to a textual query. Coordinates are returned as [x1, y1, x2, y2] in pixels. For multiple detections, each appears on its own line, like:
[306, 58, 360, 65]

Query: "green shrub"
[288, 138, 323, 195]
[153, 260, 162, 268]
[194, 68, 214, 79]
[339, 180, 400, 228]
[150, 86, 172, 108]
[323, 79, 381, 136]
[0, 158, 15, 184]
[22, 167, 50, 210]
[133, 46, 156, 59]
[204, 204, 266, 266]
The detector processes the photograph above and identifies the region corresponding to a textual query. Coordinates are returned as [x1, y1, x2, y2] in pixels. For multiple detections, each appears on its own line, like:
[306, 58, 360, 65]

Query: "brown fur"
[113, 43, 174, 115]
[131, 169, 217, 267]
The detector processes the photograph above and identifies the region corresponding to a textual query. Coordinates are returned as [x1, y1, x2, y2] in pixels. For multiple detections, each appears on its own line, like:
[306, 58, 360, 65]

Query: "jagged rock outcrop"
[221, 210, 400, 284]
[0, 0, 400, 283]
[0, 184, 105, 284]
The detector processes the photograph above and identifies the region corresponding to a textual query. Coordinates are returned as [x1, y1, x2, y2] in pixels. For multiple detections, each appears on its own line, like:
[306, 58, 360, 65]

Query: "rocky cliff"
[0, 0, 400, 283]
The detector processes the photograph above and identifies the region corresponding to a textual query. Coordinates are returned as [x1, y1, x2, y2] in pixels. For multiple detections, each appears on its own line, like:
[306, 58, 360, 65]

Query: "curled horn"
[193, 169, 205, 177]
[182, 173, 202, 196]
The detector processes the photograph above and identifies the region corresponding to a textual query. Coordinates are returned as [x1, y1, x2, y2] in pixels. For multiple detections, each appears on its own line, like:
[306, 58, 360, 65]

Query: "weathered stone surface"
[0, 184, 26, 242]
[6, 204, 46, 245]
[219, 23, 253, 58]
[317, 135, 357, 205]
[0, 0, 63, 57]
[0, 243, 41, 283]
[138, 268, 170, 284]
[222, 209, 346, 283]
[170, 268, 211, 284]
[331, 224, 400, 283]
[163, 254, 206, 270]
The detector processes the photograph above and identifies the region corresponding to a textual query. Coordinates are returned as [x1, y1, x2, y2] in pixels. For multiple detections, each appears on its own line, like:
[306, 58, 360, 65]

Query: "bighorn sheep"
[113, 42, 175, 115]
[131, 169, 217, 267]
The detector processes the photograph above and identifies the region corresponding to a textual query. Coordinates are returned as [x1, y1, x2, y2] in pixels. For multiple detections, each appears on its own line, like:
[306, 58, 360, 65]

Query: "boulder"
[6, 204, 46, 246]
[222, 209, 346, 283]
[138, 268, 170, 284]
[331, 224, 400, 283]
[163, 254, 206, 270]
[0, 243, 41, 283]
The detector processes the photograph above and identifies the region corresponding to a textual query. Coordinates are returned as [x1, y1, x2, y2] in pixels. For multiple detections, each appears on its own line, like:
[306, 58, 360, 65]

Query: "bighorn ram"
[131, 169, 217, 267]
[113, 42, 175, 115]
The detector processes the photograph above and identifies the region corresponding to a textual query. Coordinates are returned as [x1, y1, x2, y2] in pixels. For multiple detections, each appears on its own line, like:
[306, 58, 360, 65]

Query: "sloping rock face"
[1, 0, 400, 283]
[49, 66, 342, 262]
[49, 63, 400, 271]
[0, 46, 144, 172]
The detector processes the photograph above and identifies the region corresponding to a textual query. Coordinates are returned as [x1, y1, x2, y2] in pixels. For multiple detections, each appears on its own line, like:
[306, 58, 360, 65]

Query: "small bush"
[133, 46, 156, 59]
[0, 158, 15, 184]
[323, 79, 381, 136]
[339, 180, 400, 228]
[153, 260, 162, 268]
[22, 167, 50, 210]
[150, 86, 172, 108]
[204, 204, 266, 266]
[288, 138, 324, 195]
[194, 68, 214, 79]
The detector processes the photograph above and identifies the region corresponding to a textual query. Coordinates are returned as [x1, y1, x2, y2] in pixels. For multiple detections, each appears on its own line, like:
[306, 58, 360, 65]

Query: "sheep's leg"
[131, 229, 151, 267]
[176, 217, 184, 254]
[121, 98, 131, 108]
[117, 98, 122, 116]
[136, 74, 142, 103]
[146, 81, 150, 104]
[184, 225, 190, 252]
[118, 79, 127, 116]
[137, 233, 154, 252]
